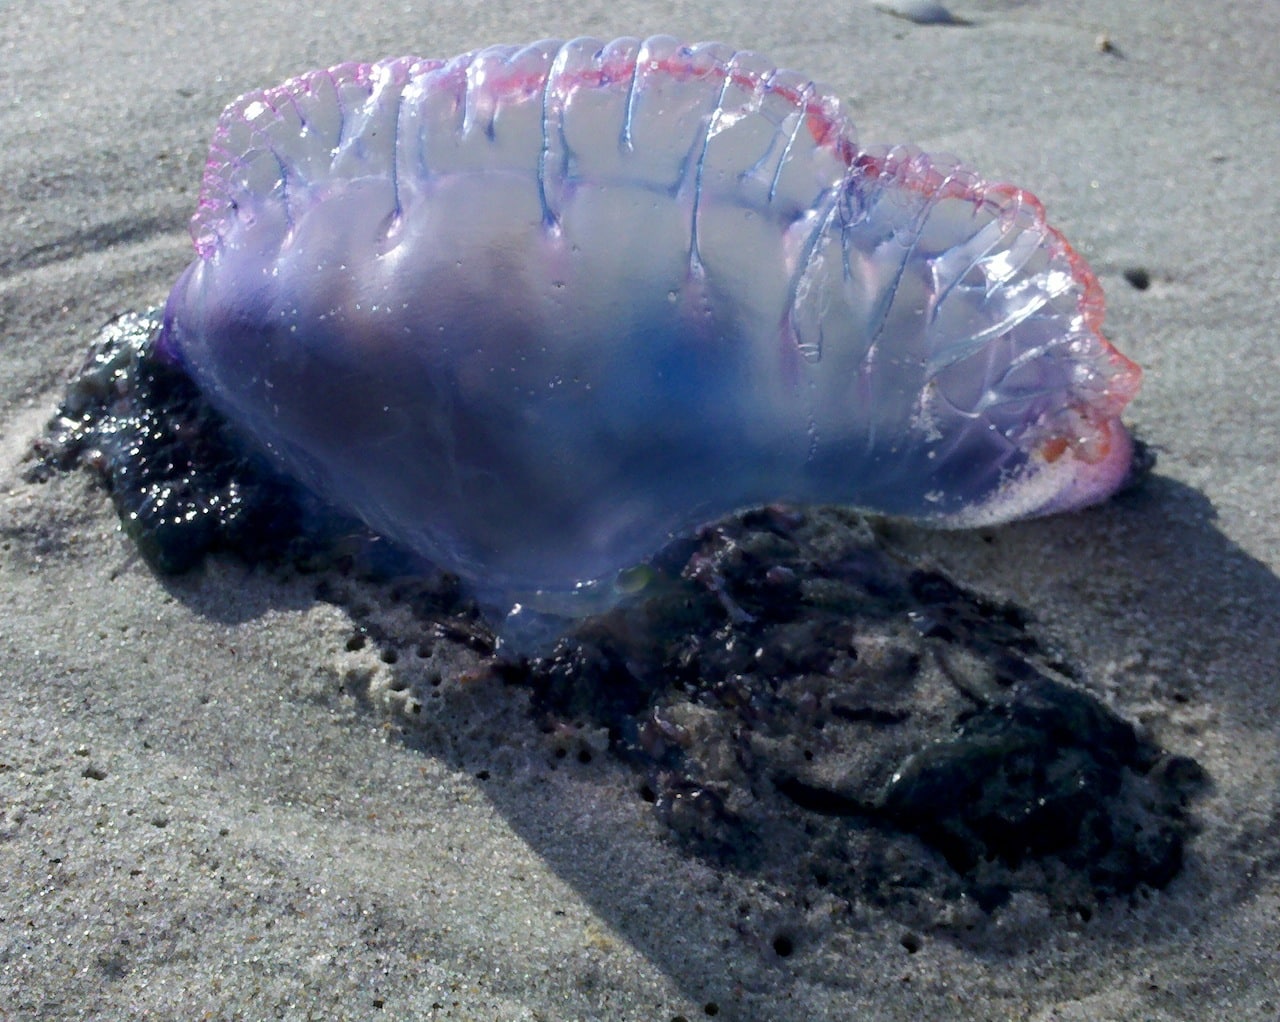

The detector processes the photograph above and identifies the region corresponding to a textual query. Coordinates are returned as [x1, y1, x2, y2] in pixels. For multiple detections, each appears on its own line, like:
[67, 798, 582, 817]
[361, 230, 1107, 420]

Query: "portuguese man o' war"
[156, 36, 1141, 618]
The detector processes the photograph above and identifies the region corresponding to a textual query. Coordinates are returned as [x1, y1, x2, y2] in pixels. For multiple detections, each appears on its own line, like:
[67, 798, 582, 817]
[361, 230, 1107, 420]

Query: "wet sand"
[3, 1, 1279, 1018]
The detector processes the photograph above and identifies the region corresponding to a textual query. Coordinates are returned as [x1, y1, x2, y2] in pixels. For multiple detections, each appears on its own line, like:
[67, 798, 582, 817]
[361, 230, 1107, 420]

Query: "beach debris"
[872, 0, 968, 26]
[1095, 33, 1123, 57]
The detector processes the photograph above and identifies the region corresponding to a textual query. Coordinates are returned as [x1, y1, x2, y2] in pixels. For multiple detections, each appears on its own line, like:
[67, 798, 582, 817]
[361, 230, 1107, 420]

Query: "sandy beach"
[4, 1, 1279, 1018]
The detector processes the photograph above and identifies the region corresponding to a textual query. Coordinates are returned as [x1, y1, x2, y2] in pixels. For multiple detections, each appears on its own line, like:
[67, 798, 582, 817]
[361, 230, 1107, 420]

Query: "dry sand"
[3, 1, 1279, 1018]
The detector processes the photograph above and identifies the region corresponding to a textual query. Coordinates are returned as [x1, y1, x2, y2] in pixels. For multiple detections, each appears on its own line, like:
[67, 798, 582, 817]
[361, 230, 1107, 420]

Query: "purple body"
[160, 37, 1140, 609]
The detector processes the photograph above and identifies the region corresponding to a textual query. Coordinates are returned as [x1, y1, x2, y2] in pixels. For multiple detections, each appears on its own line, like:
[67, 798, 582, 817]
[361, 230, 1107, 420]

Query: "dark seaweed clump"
[26, 311, 354, 573]
[515, 509, 1206, 921]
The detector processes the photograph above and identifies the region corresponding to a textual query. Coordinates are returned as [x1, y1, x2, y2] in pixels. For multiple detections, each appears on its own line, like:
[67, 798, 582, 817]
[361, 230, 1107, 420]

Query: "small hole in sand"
[1122, 267, 1151, 290]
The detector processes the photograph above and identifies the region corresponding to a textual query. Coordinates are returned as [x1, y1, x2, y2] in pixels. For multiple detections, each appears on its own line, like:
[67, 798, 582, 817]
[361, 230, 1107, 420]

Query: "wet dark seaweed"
[28, 311, 357, 573]
[517, 510, 1206, 917]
